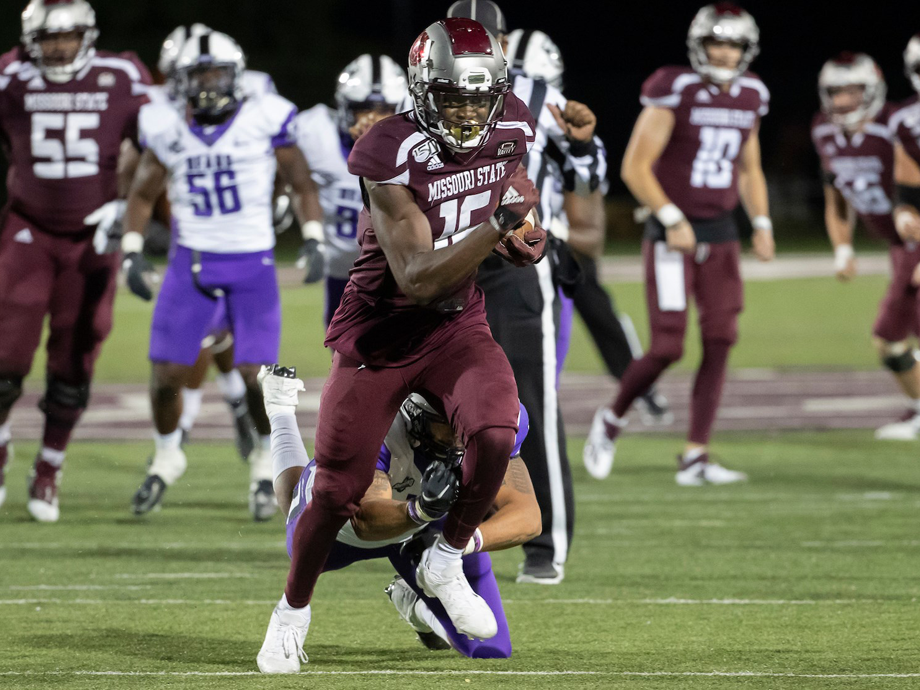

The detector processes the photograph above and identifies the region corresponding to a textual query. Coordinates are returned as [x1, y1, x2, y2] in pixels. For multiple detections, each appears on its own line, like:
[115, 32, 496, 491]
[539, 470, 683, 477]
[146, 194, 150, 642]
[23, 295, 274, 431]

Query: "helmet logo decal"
[409, 31, 429, 67]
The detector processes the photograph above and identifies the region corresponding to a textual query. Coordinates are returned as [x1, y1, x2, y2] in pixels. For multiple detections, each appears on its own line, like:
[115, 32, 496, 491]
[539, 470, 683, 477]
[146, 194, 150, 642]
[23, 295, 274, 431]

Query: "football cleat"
[874, 410, 920, 441]
[228, 398, 258, 461]
[132, 474, 167, 515]
[416, 545, 497, 641]
[27, 459, 60, 523]
[385, 577, 451, 651]
[249, 479, 277, 522]
[637, 389, 675, 427]
[515, 559, 564, 585]
[675, 453, 748, 487]
[583, 407, 625, 480]
[256, 600, 310, 674]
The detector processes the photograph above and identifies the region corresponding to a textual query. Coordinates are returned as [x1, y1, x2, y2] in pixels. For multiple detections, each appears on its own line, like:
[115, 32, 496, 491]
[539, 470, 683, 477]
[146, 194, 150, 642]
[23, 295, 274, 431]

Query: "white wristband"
[655, 203, 685, 228]
[461, 528, 484, 556]
[752, 215, 773, 233]
[300, 220, 324, 243]
[834, 244, 854, 271]
[895, 209, 916, 234]
[121, 231, 144, 254]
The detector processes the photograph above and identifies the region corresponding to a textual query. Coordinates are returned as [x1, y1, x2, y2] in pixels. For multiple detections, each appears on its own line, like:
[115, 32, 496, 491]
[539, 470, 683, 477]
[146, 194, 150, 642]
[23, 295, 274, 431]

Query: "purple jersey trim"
[512, 402, 528, 457]
[376, 443, 392, 473]
[271, 108, 298, 149]
[189, 106, 242, 147]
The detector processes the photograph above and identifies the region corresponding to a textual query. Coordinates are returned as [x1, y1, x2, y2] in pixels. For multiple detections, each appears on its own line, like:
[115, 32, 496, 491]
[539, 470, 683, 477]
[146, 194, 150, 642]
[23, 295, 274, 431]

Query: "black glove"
[122, 252, 155, 301]
[399, 526, 439, 568]
[548, 235, 583, 297]
[297, 239, 325, 284]
[410, 462, 460, 523]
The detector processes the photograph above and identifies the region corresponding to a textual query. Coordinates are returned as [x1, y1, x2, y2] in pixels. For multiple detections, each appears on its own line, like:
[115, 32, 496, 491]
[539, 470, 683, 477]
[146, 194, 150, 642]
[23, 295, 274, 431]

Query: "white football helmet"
[21, 0, 98, 83]
[408, 17, 510, 152]
[687, 3, 760, 85]
[904, 34, 920, 94]
[818, 53, 886, 130]
[174, 30, 246, 124]
[335, 54, 408, 134]
[399, 394, 463, 466]
[158, 23, 211, 78]
[505, 29, 564, 90]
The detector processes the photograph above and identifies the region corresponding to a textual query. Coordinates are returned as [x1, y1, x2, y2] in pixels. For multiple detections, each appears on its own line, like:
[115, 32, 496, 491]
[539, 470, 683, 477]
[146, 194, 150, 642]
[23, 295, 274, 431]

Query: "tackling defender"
[813, 53, 920, 440]
[584, 3, 775, 484]
[258, 365, 539, 658]
[256, 18, 545, 672]
[119, 30, 322, 520]
[0, 0, 150, 520]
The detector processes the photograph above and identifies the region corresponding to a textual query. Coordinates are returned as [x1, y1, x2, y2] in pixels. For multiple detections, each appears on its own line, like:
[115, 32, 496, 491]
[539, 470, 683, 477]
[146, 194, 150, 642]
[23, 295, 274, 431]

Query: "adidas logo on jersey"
[695, 89, 712, 103]
[97, 72, 116, 88]
[426, 154, 444, 171]
[14, 228, 33, 244]
[501, 186, 525, 206]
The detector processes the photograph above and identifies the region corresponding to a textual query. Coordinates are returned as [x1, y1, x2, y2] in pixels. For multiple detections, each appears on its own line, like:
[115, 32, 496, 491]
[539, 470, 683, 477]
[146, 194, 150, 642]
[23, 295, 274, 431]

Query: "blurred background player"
[257, 365, 539, 660]
[117, 30, 322, 520]
[504, 27, 673, 426]
[812, 53, 920, 441]
[584, 3, 775, 485]
[0, 0, 150, 521]
[449, 0, 604, 584]
[295, 53, 407, 325]
[256, 18, 545, 673]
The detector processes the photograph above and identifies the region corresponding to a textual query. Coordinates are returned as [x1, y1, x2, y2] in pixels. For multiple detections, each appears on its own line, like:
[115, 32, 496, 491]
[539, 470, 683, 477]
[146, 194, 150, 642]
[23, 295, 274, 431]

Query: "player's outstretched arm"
[120, 150, 168, 300]
[822, 184, 857, 282]
[562, 189, 606, 259]
[475, 457, 542, 553]
[738, 126, 775, 262]
[276, 146, 326, 283]
[368, 182, 506, 305]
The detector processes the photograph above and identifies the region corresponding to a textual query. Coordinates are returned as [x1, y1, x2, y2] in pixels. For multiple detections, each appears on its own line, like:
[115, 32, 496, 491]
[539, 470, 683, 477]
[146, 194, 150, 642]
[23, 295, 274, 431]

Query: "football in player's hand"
[501, 214, 535, 248]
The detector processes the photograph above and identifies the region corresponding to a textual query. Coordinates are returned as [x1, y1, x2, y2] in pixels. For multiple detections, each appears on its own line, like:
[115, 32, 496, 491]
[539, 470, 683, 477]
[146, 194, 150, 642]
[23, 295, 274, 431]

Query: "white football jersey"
[139, 92, 298, 253]
[295, 105, 363, 279]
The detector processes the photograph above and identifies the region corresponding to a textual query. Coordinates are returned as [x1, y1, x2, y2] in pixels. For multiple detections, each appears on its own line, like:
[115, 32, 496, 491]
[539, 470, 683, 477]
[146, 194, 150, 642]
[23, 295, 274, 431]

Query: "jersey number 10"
[691, 126, 742, 190]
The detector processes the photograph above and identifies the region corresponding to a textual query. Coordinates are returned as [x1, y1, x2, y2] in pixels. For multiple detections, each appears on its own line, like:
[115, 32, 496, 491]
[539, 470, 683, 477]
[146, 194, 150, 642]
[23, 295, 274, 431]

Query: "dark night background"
[1, 0, 918, 243]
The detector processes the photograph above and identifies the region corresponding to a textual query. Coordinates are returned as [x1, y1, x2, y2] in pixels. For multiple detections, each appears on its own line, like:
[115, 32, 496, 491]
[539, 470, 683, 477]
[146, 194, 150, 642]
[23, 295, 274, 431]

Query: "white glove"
[258, 364, 306, 417]
[86, 200, 127, 255]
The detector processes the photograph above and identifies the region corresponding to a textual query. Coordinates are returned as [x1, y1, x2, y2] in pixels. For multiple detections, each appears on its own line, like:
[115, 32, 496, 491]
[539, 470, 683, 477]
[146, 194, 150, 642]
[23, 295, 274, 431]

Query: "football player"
[295, 54, 407, 325]
[118, 30, 322, 520]
[0, 0, 151, 520]
[584, 3, 775, 485]
[814, 53, 920, 440]
[448, 0, 604, 585]
[256, 18, 545, 673]
[257, 365, 539, 658]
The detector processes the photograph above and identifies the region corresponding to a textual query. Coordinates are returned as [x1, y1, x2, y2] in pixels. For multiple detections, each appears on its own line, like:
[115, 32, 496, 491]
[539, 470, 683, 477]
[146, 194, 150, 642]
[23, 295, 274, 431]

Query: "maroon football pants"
[285, 321, 519, 608]
[0, 209, 118, 425]
[873, 244, 920, 343]
[613, 240, 743, 445]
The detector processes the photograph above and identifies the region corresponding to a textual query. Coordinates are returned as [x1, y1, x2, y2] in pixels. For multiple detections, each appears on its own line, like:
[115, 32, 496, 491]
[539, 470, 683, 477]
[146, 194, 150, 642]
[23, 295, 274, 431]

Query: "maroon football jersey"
[325, 93, 537, 366]
[640, 66, 769, 220]
[889, 95, 920, 167]
[811, 105, 900, 245]
[0, 47, 151, 234]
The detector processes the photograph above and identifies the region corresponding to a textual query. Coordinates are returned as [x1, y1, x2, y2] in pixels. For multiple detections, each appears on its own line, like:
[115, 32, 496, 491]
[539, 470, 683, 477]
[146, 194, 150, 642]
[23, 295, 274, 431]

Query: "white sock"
[154, 429, 183, 452]
[415, 599, 451, 645]
[426, 534, 463, 574]
[250, 439, 273, 482]
[279, 592, 308, 612]
[179, 388, 203, 431]
[40, 447, 65, 468]
[217, 370, 247, 402]
[0, 422, 11, 447]
[683, 447, 706, 462]
[603, 408, 627, 427]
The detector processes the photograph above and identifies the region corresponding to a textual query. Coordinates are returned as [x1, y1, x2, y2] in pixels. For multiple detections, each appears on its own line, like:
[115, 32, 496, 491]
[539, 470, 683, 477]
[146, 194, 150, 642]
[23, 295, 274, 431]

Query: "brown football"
[501, 212, 535, 247]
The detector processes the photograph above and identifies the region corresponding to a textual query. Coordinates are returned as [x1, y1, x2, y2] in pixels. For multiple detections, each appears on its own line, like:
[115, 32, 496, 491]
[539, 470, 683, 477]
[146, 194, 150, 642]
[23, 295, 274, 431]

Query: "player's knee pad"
[0, 375, 24, 410]
[39, 375, 90, 414]
[879, 341, 918, 373]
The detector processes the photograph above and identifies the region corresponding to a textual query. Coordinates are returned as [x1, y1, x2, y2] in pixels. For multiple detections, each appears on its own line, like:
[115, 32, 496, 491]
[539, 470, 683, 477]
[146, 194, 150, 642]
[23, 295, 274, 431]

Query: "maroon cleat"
[27, 459, 61, 523]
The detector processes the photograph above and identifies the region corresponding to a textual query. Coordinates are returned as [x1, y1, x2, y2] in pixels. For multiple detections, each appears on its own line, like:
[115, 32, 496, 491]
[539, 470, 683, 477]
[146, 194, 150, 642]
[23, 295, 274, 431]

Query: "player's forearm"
[116, 141, 141, 199]
[621, 161, 672, 215]
[122, 195, 155, 238]
[563, 190, 606, 258]
[823, 199, 853, 248]
[739, 167, 770, 219]
[478, 498, 542, 552]
[350, 499, 416, 540]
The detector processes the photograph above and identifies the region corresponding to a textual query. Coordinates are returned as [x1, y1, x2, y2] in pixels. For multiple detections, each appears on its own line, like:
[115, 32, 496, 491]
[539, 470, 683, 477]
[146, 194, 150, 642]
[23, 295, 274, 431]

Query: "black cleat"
[132, 474, 167, 515]
[637, 389, 674, 427]
[249, 479, 277, 522]
[229, 398, 258, 461]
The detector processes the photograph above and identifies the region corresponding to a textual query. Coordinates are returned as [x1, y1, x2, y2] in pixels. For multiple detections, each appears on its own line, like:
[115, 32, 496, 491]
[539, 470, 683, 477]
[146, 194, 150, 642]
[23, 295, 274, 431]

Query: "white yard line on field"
[112, 572, 258, 579]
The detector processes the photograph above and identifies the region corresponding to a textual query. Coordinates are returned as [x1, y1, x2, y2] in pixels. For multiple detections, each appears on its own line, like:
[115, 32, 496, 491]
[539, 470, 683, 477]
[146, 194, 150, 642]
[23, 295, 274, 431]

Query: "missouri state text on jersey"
[325, 93, 536, 366]
[811, 105, 900, 245]
[138, 92, 298, 253]
[0, 47, 151, 233]
[640, 65, 769, 220]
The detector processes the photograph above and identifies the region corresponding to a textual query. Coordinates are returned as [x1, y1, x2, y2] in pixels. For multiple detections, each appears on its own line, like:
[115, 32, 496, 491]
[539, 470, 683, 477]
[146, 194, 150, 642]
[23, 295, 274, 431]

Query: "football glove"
[493, 224, 548, 267]
[296, 220, 326, 284]
[408, 462, 460, 524]
[122, 252, 157, 301]
[490, 165, 540, 234]
[87, 200, 127, 255]
[399, 526, 439, 567]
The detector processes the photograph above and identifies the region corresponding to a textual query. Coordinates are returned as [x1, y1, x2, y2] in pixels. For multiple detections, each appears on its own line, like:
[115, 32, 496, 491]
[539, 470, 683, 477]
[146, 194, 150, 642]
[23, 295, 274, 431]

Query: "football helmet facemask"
[399, 394, 464, 467]
[408, 18, 510, 153]
[21, 0, 98, 83]
[687, 3, 760, 85]
[334, 54, 407, 136]
[818, 52, 886, 130]
[175, 31, 245, 125]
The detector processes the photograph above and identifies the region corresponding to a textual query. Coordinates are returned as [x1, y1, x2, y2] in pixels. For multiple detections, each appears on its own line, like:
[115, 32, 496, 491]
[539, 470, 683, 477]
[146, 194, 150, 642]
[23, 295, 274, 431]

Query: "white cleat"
[583, 407, 624, 480]
[256, 600, 310, 674]
[874, 411, 920, 441]
[27, 460, 61, 523]
[676, 454, 747, 487]
[26, 495, 60, 523]
[416, 546, 497, 641]
[0, 485, 6, 510]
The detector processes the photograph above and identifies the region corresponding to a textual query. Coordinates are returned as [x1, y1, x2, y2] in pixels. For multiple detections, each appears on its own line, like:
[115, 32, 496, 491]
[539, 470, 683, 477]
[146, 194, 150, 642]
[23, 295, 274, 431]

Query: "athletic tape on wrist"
[834, 244, 854, 271]
[751, 215, 773, 233]
[300, 220, 324, 242]
[407, 500, 436, 525]
[655, 203, 685, 228]
[121, 232, 144, 255]
[462, 528, 483, 556]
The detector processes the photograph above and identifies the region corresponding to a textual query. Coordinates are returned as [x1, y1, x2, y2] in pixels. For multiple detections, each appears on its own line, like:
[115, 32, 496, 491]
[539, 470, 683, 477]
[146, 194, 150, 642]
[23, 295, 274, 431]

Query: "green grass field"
[5, 265, 918, 688]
